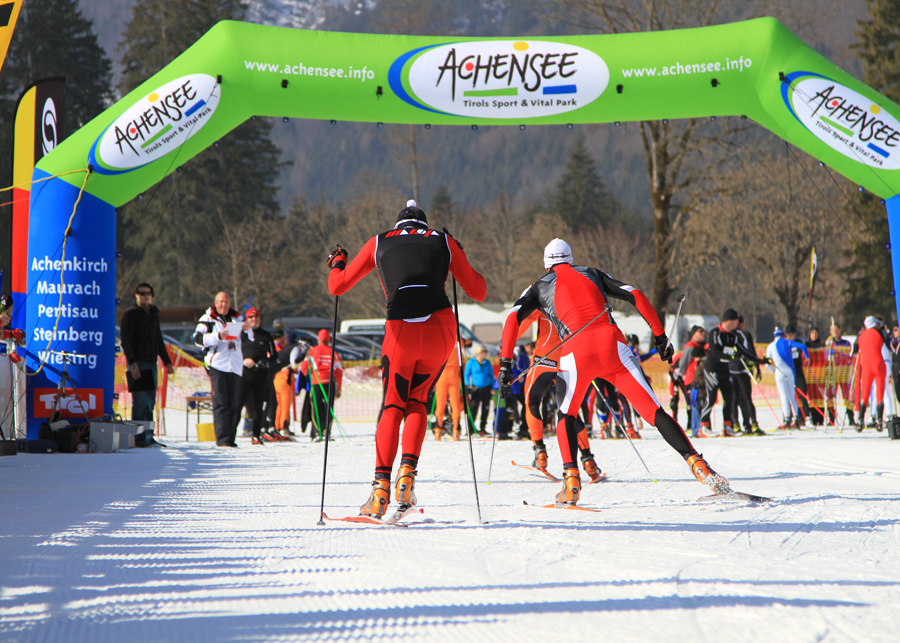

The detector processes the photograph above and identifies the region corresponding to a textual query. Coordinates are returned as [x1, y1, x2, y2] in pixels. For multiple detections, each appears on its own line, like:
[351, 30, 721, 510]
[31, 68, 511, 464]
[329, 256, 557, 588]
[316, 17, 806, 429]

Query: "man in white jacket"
[766, 328, 809, 428]
[194, 291, 247, 447]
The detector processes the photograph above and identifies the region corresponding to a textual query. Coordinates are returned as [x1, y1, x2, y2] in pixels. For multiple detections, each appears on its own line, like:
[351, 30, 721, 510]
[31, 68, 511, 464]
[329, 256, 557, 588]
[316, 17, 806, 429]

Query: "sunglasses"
[247, 314, 260, 319]
[136, 291, 153, 296]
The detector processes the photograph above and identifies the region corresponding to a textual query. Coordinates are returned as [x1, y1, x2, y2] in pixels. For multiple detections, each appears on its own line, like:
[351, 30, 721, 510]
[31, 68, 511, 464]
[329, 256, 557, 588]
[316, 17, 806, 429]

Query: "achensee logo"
[393, 41, 608, 118]
[93, 74, 220, 172]
[784, 72, 900, 171]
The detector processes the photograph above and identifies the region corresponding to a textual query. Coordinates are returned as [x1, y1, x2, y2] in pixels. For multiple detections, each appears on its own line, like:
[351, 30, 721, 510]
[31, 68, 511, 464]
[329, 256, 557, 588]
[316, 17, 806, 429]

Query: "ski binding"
[523, 500, 601, 512]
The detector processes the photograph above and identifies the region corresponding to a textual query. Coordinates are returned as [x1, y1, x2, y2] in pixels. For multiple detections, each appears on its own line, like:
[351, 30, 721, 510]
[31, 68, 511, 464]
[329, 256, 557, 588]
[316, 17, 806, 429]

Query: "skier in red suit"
[856, 315, 888, 429]
[499, 239, 731, 506]
[327, 199, 486, 518]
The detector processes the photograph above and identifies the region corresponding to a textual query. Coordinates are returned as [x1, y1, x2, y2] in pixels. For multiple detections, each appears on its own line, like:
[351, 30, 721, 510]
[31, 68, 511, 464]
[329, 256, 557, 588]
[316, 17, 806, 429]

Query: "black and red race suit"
[500, 263, 696, 469]
[329, 226, 486, 477]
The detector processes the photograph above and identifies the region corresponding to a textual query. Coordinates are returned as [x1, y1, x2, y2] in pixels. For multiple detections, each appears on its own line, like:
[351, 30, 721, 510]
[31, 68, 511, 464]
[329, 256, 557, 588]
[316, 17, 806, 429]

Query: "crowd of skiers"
[669, 314, 899, 435]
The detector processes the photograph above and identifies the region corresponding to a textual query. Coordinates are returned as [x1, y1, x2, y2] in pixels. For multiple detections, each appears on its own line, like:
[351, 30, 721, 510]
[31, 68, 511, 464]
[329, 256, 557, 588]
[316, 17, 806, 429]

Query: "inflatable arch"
[18, 17, 900, 435]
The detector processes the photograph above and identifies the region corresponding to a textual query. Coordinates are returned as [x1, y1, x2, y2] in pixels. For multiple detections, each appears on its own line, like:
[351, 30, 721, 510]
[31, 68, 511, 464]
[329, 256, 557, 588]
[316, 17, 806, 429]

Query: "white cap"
[544, 238, 574, 270]
[864, 315, 882, 329]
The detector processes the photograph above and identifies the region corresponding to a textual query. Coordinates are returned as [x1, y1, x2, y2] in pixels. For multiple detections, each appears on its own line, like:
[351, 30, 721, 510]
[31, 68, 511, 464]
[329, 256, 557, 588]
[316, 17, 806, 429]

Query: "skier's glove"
[498, 357, 513, 396]
[654, 333, 674, 363]
[326, 245, 348, 270]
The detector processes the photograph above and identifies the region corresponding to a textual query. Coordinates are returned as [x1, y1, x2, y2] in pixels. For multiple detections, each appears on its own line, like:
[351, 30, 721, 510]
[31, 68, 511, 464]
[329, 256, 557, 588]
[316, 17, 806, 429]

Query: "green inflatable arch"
[19, 17, 900, 436]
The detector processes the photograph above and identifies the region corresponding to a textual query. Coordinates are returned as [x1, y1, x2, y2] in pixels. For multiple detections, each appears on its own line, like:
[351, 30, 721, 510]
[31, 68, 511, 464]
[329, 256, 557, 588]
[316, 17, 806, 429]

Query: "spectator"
[806, 328, 824, 349]
[857, 315, 888, 430]
[825, 322, 854, 425]
[891, 325, 900, 418]
[273, 343, 309, 436]
[464, 344, 494, 435]
[805, 328, 826, 425]
[766, 327, 809, 429]
[240, 307, 278, 445]
[194, 291, 246, 447]
[732, 314, 762, 435]
[512, 342, 533, 439]
[264, 329, 289, 432]
[701, 309, 761, 437]
[785, 325, 810, 423]
[119, 282, 174, 447]
[0, 313, 9, 328]
[677, 325, 707, 437]
[433, 342, 463, 441]
[300, 329, 343, 441]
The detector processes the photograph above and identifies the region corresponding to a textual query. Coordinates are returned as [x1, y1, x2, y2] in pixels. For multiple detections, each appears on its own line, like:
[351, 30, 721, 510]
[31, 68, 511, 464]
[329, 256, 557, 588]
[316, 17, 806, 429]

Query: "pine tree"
[844, 1, 898, 322]
[429, 185, 453, 219]
[116, 0, 286, 307]
[853, 0, 900, 104]
[0, 0, 114, 282]
[840, 193, 895, 323]
[551, 137, 618, 231]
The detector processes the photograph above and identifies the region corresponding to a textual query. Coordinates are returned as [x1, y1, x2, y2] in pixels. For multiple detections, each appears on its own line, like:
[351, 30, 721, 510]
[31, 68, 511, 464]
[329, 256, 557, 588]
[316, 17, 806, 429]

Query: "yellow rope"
[24, 167, 93, 377]
[0, 167, 91, 195]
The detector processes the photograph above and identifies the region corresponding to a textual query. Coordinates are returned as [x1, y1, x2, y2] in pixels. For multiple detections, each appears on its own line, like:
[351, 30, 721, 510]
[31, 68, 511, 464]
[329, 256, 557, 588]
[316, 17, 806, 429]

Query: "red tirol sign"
[33, 388, 103, 418]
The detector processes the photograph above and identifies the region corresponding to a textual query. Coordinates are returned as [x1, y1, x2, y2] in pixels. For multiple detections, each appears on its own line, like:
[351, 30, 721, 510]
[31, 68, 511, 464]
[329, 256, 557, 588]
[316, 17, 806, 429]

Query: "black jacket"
[241, 327, 276, 374]
[120, 304, 172, 367]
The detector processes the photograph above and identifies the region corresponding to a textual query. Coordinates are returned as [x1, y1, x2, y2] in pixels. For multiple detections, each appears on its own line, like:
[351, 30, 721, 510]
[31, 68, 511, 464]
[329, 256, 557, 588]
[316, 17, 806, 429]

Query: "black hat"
[395, 199, 427, 229]
[690, 325, 705, 337]
[272, 329, 285, 339]
[722, 308, 739, 321]
[627, 334, 639, 346]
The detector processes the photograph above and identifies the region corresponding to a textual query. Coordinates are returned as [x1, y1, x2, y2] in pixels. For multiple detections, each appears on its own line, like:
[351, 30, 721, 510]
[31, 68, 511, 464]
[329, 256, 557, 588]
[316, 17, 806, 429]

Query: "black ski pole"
[317, 247, 342, 526]
[452, 275, 483, 524]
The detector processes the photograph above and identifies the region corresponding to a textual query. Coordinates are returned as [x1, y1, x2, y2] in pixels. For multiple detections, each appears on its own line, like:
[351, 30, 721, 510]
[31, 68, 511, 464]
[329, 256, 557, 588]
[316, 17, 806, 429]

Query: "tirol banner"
[21, 17, 900, 436]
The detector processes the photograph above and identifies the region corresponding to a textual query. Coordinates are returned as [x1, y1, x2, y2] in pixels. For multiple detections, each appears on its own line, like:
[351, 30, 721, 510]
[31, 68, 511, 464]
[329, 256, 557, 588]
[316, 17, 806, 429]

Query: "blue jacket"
[511, 347, 530, 395]
[465, 358, 495, 389]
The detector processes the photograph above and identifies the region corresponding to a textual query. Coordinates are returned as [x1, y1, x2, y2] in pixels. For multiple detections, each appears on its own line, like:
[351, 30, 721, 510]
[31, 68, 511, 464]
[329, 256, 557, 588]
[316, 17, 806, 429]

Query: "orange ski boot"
[395, 464, 417, 507]
[686, 454, 731, 494]
[532, 444, 549, 471]
[360, 479, 391, 517]
[625, 423, 641, 439]
[555, 468, 581, 506]
[581, 454, 605, 483]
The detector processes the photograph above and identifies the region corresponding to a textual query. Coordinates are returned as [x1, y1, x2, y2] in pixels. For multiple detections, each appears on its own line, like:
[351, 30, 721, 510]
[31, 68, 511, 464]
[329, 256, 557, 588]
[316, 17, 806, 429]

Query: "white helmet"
[544, 238, 574, 270]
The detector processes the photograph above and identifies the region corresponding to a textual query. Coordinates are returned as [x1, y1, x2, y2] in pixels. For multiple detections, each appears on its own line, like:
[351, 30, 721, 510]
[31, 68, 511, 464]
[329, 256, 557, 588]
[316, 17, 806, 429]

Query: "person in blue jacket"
[465, 344, 495, 435]
[511, 342, 533, 438]
[765, 327, 809, 428]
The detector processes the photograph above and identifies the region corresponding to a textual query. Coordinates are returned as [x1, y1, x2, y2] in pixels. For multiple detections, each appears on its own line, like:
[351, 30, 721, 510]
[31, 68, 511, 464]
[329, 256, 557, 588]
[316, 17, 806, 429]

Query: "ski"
[586, 473, 609, 485]
[512, 460, 560, 482]
[697, 491, 772, 504]
[523, 500, 601, 512]
[322, 506, 423, 526]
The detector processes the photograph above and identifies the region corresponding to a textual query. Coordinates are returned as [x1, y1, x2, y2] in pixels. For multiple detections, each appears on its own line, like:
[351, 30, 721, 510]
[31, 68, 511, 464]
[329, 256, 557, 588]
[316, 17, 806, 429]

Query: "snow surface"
[2, 410, 899, 642]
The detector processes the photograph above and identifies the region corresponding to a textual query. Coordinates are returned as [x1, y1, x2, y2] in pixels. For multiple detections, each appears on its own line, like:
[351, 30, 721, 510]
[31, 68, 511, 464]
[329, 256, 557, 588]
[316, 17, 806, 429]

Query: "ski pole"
[512, 305, 611, 384]
[592, 380, 657, 482]
[665, 293, 687, 360]
[486, 389, 499, 484]
[317, 252, 342, 526]
[452, 274, 483, 524]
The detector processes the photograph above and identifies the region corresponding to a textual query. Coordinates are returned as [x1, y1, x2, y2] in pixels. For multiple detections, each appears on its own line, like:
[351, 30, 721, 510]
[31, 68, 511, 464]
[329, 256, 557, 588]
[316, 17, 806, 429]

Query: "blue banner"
[24, 169, 116, 437]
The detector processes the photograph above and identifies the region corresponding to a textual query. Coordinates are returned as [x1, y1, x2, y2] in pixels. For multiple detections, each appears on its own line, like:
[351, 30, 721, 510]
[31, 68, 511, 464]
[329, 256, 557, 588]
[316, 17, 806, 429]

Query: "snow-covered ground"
[2, 410, 899, 642]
